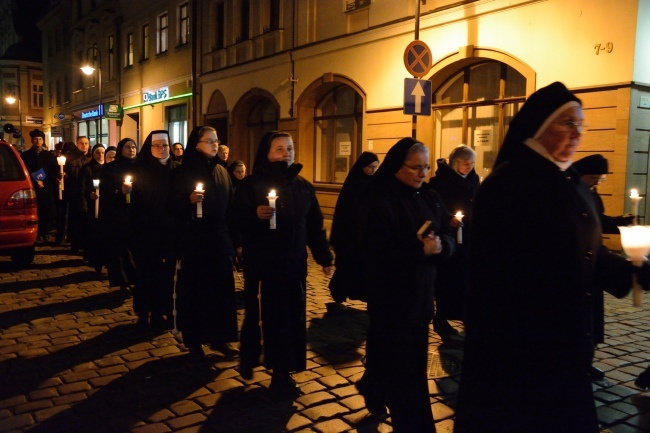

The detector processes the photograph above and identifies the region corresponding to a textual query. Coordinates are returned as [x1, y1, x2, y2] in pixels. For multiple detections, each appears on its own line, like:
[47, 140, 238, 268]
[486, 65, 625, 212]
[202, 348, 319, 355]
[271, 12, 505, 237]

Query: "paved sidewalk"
[0, 245, 649, 432]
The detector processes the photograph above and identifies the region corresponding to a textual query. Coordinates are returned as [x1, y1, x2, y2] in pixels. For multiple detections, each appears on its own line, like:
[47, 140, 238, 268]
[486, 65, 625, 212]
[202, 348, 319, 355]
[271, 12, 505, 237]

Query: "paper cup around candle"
[619, 225, 650, 306]
[195, 183, 203, 218]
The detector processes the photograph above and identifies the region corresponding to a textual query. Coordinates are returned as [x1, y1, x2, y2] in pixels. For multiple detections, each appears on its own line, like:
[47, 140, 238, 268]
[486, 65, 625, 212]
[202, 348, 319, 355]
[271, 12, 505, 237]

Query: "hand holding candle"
[631, 189, 642, 225]
[57, 156, 66, 199]
[124, 175, 132, 203]
[93, 179, 100, 219]
[267, 189, 278, 229]
[455, 211, 464, 244]
[195, 183, 204, 218]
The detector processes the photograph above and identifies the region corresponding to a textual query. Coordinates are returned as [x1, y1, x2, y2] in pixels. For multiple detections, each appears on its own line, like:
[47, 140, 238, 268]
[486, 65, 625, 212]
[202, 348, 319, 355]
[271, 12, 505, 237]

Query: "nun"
[454, 82, 639, 433]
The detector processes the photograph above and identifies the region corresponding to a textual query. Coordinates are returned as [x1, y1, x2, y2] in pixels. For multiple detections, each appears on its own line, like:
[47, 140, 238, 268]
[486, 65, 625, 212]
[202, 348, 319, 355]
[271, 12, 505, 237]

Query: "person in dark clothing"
[355, 137, 454, 432]
[216, 144, 229, 168]
[99, 138, 137, 292]
[130, 130, 179, 327]
[227, 160, 246, 191]
[227, 160, 247, 270]
[79, 143, 105, 269]
[328, 151, 379, 305]
[573, 154, 634, 232]
[171, 142, 184, 164]
[20, 129, 58, 242]
[454, 82, 644, 433]
[170, 126, 238, 360]
[104, 145, 117, 164]
[573, 153, 635, 380]
[427, 144, 480, 340]
[229, 131, 333, 400]
[61, 136, 92, 252]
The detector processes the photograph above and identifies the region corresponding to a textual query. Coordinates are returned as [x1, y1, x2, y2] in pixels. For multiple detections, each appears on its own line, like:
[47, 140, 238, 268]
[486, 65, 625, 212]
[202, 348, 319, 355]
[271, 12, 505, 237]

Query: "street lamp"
[81, 46, 102, 144]
[4, 83, 22, 145]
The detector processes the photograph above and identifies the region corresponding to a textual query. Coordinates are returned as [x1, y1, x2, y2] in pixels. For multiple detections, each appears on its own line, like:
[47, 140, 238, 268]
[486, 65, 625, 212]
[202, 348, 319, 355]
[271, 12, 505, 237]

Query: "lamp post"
[4, 83, 22, 147]
[81, 46, 102, 145]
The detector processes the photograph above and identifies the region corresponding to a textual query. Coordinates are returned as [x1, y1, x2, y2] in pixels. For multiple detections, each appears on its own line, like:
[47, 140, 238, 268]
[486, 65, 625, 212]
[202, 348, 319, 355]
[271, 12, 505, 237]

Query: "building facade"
[37, 0, 650, 238]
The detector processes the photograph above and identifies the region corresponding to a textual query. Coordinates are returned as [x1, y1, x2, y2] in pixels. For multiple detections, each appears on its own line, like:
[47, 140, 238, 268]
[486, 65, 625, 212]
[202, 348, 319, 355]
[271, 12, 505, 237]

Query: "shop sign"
[143, 87, 170, 104]
[79, 104, 104, 120]
[104, 104, 124, 120]
[25, 116, 43, 125]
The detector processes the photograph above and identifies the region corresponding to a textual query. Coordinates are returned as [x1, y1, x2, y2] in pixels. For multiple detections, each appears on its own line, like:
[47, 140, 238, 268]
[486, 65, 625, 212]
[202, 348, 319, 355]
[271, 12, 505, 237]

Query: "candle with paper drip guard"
[93, 179, 100, 219]
[195, 183, 204, 218]
[455, 211, 464, 244]
[618, 225, 650, 306]
[124, 176, 132, 203]
[57, 156, 66, 199]
[267, 189, 278, 229]
[630, 189, 643, 225]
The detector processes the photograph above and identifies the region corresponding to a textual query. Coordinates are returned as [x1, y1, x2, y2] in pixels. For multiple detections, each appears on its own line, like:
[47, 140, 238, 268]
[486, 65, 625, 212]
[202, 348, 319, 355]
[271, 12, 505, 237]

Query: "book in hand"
[417, 220, 433, 239]
[31, 168, 46, 182]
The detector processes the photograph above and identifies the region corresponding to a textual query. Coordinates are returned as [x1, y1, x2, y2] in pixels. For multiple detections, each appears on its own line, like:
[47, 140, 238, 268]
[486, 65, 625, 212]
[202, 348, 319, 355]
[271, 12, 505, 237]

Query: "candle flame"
[57, 156, 66, 165]
[269, 189, 277, 198]
[124, 175, 132, 183]
[631, 189, 640, 199]
[93, 179, 100, 187]
[196, 183, 204, 191]
[455, 211, 464, 220]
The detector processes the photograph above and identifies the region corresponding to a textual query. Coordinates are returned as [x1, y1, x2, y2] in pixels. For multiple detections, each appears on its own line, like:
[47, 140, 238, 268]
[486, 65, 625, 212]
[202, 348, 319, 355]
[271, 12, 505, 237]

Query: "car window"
[0, 146, 25, 181]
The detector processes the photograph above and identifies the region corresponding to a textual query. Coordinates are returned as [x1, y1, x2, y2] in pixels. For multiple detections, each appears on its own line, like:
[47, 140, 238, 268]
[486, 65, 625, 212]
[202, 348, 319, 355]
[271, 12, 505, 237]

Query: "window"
[179, 3, 189, 45]
[239, 0, 249, 42]
[314, 86, 363, 184]
[108, 35, 115, 79]
[167, 105, 187, 145]
[270, 0, 280, 30]
[32, 82, 43, 108]
[158, 13, 168, 53]
[215, 2, 225, 49]
[142, 24, 149, 60]
[433, 61, 526, 179]
[126, 32, 134, 66]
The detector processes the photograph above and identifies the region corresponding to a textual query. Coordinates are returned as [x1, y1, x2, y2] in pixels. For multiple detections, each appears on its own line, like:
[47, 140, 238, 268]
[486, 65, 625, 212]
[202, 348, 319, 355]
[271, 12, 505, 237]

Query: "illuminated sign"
[80, 105, 104, 119]
[143, 87, 169, 103]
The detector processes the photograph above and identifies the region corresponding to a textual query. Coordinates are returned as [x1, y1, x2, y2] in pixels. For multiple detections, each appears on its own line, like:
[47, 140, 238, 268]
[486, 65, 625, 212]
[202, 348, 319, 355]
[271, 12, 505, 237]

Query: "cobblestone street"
[0, 245, 649, 432]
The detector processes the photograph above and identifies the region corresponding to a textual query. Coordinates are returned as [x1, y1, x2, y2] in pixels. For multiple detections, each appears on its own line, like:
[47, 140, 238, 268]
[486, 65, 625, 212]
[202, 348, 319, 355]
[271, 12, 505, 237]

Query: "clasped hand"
[190, 190, 204, 204]
[257, 205, 275, 220]
[422, 232, 442, 256]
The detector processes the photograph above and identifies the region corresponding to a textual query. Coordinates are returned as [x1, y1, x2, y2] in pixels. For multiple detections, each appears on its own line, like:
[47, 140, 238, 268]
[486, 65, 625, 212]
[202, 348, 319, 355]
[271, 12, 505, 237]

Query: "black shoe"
[264, 372, 300, 401]
[356, 377, 387, 415]
[136, 314, 149, 326]
[239, 364, 253, 380]
[635, 367, 650, 390]
[433, 318, 459, 338]
[188, 344, 206, 361]
[590, 365, 605, 381]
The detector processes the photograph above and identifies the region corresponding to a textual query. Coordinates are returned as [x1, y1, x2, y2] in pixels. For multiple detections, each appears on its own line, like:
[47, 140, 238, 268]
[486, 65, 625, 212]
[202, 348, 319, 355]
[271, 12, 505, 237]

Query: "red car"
[0, 139, 38, 266]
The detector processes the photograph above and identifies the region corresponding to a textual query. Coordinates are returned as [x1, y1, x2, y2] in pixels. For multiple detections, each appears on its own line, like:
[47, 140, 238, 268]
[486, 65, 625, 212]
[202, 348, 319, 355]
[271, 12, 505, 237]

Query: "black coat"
[21, 146, 57, 234]
[454, 145, 632, 433]
[169, 132, 237, 345]
[229, 161, 333, 371]
[427, 159, 480, 319]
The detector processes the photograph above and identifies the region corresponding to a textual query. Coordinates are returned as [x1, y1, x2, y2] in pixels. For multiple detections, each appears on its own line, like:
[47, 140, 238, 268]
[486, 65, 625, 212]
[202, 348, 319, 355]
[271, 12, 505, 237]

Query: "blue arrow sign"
[404, 78, 431, 116]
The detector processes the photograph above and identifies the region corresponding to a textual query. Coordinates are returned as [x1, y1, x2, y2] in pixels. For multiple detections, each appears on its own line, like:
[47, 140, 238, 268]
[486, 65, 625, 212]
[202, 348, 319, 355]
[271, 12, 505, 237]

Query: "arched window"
[314, 85, 363, 184]
[247, 97, 278, 158]
[434, 62, 526, 179]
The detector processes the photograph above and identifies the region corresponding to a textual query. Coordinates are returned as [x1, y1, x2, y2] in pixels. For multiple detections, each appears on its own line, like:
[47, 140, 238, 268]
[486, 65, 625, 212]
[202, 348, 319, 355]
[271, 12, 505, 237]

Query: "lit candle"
[618, 225, 650, 306]
[195, 183, 203, 218]
[124, 175, 132, 203]
[455, 211, 464, 244]
[57, 156, 66, 199]
[630, 189, 642, 225]
[93, 179, 100, 219]
[267, 189, 278, 229]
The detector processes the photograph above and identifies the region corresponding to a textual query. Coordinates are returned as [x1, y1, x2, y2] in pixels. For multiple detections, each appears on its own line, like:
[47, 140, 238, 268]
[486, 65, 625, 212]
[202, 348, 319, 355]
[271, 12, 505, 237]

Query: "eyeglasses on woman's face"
[199, 139, 221, 146]
[402, 164, 431, 174]
[552, 119, 587, 133]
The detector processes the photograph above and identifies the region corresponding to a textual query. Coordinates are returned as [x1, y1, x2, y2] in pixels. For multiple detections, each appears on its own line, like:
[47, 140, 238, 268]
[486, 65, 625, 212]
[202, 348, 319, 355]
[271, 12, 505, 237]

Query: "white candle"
[631, 189, 642, 225]
[267, 189, 278, 229]
[124, 175, 132, 203]
[93, 179, 100, 219]
[57, 156, 66, 199]
[455, 211, 464, 244]
[195, 183, 203, 218]
[618, 225, 650, 306]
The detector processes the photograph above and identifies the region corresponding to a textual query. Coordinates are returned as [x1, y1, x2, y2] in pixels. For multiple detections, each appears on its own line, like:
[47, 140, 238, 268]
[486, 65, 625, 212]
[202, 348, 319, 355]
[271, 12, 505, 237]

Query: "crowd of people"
[16, 81, 650, 432]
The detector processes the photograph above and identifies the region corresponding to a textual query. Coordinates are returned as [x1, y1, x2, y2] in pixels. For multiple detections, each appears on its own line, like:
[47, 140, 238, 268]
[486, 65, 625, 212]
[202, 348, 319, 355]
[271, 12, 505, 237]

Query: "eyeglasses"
[402, 164, 431, 174]
[151, 143, 170, 149]
[553, 119, 587, 133]
[199, 139, 221, 145]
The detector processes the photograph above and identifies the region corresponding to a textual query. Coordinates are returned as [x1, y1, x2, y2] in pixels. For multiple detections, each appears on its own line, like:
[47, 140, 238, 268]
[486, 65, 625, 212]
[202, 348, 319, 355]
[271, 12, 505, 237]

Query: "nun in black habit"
[454, 82, 639, 433]
[99, 138, 137, 291]
[169, 126, 238, 359]
[356, 138, 454, 432]
[328, 151, 379, 303]
[229, 131, 333, 399]
[130, 130, 179, 327]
